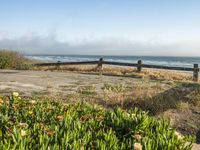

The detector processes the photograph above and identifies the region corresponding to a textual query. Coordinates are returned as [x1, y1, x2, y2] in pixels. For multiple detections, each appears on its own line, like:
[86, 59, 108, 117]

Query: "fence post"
[56, 61, 61, 70]
[98, 58, 103, 70]
[98, 58, 103, 68]
[137, 60, 142, 72]
[193, 64, 199, 82]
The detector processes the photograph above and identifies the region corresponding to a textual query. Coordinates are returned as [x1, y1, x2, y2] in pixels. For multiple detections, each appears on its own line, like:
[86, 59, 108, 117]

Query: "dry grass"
[31, 64, 197, 115]
[177, 102, 190, 112]
[141, 69, 192, 81]
[34, 64, 193, 82]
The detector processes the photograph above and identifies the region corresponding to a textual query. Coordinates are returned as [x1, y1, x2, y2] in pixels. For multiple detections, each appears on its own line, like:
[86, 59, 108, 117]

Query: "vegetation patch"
[77, 85, 97, 95]
[0, 93, 194, 149]
[0, 50, 33, 70]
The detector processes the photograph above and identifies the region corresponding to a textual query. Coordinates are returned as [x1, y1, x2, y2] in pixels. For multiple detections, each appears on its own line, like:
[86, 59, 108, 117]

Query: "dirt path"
[0, 69, 139, 97]
[192, 143, 200, 150]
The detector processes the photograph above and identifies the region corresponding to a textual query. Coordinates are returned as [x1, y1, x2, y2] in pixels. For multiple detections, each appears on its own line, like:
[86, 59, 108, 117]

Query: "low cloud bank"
[0, 34, 199, 56]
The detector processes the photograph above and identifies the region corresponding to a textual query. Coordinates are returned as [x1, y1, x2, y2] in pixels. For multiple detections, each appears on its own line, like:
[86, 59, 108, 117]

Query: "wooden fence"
[35, 58, 199, 82]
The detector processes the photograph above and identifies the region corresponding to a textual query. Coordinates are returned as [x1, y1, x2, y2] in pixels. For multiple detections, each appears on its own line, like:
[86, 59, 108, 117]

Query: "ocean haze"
[0, 34, 200, 56]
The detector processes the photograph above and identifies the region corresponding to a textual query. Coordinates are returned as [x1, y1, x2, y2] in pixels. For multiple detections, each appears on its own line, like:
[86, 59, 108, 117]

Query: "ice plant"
[4, 100, 9, 105]
[10, 92, 21, 104]
[28, 111, 33, 115]
[56, 115, 64, 121]
[19, 123, 29, 128]
[133, 134, 142, 141]
[0, 93, 194, 149]
[30, 100, 36, 104]
[44, 129, 55, 137]
[20, 130, 27, 137]
[12, 92, 19, 97]
[0, 98, 3, 104]
[175, 131, 183, 140]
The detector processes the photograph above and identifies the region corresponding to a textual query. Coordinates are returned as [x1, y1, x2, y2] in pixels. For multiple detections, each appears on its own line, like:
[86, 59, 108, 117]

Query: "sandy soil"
[0, 69, 139, 97]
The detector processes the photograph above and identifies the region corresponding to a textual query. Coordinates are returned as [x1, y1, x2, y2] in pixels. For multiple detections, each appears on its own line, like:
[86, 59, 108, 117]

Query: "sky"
[0, 0, 200, 56]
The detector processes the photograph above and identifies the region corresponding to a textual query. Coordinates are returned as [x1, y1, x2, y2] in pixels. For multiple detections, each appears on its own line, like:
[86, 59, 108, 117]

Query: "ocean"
[26, 55, 200, 68]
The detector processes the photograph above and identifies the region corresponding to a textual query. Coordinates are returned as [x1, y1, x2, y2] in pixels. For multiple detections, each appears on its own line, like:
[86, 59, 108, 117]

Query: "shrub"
[0, 50, 32, 69]
[0, 93, 194, 150]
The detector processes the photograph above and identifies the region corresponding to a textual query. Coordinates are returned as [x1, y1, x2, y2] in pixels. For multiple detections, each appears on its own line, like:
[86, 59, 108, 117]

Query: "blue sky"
[0, 0, 200, 56]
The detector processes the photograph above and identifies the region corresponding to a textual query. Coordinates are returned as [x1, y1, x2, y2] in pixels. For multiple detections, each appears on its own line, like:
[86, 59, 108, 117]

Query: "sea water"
[26, 55, 200, 68]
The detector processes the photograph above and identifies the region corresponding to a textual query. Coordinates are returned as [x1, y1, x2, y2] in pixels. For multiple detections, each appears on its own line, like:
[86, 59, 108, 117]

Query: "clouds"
[0, 33, 199, 56]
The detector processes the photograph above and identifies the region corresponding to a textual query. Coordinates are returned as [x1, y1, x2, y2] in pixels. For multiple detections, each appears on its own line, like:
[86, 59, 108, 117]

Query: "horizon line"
[25, 53, 200, 58]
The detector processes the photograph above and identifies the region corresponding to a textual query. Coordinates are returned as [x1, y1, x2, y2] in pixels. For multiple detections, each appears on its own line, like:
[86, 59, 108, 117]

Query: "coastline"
[26, 55, 200, 68]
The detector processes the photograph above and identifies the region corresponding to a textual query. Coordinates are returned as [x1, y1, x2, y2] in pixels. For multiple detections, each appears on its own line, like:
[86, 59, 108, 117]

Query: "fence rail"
[35, 58, 199, 82]
[35, 61, 99, 66]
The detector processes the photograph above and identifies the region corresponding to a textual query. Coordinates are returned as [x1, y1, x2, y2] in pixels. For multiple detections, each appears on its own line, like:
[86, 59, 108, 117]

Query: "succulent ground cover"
[0, 93, 194, 150]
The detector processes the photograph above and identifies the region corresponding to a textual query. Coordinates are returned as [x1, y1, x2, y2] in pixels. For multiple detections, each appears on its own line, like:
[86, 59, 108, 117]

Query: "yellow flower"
[28, 111, 33, 115]
[174, 131, 183, 139]
[46, 108, 54, 112]
[63, 103, 68, 106]
[44, 129, 55, 137]
[19, 123, 29, 128]
[56, 115, 64, 121]
[134, 143, 142, 150]
[20, 130, 27, 137]
[30, 100, 36, 104]
[0, 98, 3, 104]
[39, 123, 45, 129]
[12, 92, 19, 97]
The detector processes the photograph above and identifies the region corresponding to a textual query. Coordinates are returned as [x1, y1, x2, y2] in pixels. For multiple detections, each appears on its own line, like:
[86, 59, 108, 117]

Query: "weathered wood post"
[137, 60, 142, 72]
[193, 64, 199, 82]
[98, 58, 103, 70]
[56, 61, 61, 70]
